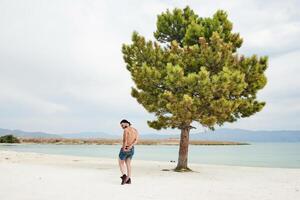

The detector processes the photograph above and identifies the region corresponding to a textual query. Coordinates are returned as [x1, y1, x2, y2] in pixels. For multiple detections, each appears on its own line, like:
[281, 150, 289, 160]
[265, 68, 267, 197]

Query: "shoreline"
[2, 149, 300, 171]
[1, 143, 300, 169]
[1, 150, 300, 200]
[3, 138, 250, 145]
[0, 149, 299, 169]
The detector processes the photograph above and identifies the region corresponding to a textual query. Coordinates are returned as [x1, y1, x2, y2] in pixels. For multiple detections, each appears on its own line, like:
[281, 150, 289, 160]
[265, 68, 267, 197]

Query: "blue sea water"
[1, 142, 300, 168]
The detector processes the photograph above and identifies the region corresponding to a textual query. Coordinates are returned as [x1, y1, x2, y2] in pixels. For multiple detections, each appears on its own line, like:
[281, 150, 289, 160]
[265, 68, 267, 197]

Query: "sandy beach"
[1, 150, 299, 200]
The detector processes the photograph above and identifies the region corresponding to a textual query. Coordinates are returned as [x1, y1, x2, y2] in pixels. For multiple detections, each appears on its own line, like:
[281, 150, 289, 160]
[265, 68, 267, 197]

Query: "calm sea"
[1, 143, 300, 168]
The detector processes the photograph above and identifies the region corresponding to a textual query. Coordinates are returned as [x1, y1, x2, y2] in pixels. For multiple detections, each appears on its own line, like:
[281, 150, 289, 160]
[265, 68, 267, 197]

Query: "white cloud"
[0, 84, 68, 114]
[224, 50, 300, 130]
[244, 23, 300, 54]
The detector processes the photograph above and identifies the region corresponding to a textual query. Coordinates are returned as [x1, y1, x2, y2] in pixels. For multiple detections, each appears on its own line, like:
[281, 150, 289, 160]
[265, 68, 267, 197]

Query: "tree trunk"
[175, 127, 192, 172]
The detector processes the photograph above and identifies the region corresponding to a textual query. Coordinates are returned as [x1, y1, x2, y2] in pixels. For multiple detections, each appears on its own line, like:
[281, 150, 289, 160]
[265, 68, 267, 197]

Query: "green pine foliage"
[122, 6, 267, 131]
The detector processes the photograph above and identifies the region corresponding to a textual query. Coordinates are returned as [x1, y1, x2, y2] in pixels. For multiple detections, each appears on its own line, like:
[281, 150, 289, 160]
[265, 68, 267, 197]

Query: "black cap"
[120, 119, 131, 125]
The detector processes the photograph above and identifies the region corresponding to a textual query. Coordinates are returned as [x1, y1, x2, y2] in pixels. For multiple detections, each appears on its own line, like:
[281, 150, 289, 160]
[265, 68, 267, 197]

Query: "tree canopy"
[122, 6, 268, 131]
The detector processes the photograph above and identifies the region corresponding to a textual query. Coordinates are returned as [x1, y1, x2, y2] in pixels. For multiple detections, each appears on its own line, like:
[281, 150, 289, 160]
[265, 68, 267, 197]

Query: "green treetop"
[122, 6, 268, 171]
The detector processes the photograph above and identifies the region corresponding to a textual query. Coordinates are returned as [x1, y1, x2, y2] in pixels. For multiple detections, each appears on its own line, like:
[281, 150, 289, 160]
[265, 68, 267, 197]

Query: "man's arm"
[122, 130, 128, 150]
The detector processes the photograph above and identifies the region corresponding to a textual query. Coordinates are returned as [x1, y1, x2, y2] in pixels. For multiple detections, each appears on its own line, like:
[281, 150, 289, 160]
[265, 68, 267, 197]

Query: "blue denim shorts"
[119, 146, 135, 160]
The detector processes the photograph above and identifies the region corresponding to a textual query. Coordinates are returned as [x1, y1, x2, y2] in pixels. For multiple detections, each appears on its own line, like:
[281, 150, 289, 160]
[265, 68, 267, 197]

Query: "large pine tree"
[122, 6, 268, 171]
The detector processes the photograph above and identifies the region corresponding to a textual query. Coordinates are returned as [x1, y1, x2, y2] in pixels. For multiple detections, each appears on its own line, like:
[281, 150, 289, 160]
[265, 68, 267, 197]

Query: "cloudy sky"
[0, 0, 299, 135]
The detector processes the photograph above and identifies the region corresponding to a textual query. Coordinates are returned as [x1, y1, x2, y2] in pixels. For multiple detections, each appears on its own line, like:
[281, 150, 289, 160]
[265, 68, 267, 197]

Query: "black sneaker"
[125, 178, 131, 184]
[120, 174, 127, 185]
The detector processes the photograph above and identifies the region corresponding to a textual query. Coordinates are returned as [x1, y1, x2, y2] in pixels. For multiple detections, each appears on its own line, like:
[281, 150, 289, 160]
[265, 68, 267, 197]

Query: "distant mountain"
[60, 132, 119, 139]
[140, 133, 179, 139]
[0, 128, 62, 138]
[189, 128, 300, 142]
[61, 132, 176, 139]
[140, 128, 300, 142]
[1, 128, 300, 142]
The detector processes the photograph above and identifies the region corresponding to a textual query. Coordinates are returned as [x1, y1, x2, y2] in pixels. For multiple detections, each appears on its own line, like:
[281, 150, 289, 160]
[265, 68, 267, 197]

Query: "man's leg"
[125, 158, 132, 178]
[118, 158, 127, 175]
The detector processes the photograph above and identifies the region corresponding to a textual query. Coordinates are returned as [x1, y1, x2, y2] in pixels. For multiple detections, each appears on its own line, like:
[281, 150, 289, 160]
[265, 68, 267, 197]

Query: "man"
[118, 119, 139, 185]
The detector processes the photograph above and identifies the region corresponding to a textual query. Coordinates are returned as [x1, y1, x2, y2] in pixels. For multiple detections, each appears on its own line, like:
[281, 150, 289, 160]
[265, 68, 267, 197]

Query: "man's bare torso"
[123, 127, 138, 149]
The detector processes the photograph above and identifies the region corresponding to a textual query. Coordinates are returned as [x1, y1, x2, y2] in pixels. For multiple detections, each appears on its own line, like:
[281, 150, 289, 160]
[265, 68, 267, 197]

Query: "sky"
[0, 0, 299, 135]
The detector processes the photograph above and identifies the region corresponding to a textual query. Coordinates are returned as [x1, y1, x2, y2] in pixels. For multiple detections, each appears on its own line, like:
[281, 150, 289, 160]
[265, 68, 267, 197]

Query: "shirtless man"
[118, 119, 139, 185]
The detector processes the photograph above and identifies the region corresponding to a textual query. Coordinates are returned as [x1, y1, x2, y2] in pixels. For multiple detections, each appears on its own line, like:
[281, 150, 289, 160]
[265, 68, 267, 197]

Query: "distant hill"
[0, 128, 62, 138]
[60, 132, 119, 139]
[190, 128, 300, 142]
[141, 128, 300, 142]
[1, 128, 300, 142]
[0, 128, 119, 139]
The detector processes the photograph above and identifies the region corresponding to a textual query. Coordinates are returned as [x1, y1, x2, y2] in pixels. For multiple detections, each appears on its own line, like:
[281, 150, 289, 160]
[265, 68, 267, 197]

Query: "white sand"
[1, 150, 300, 200]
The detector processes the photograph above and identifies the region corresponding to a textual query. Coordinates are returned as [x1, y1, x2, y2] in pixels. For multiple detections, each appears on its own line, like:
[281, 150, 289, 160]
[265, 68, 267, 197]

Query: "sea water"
[1, 142, 299, 168]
